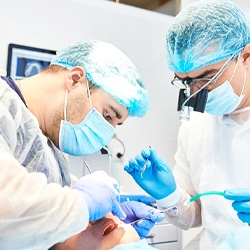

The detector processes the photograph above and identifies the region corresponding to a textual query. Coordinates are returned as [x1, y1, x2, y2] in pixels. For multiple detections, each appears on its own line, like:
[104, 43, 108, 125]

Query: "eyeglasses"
[171, 53, 238, 90]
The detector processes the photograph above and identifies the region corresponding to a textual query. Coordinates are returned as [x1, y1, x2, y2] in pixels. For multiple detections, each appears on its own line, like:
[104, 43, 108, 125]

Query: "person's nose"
[189, 84, 201, 97]
[109, 120, 117, 128]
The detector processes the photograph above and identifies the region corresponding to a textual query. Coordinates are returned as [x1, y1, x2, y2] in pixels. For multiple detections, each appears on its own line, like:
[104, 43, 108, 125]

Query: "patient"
[50, 212, 156, 250]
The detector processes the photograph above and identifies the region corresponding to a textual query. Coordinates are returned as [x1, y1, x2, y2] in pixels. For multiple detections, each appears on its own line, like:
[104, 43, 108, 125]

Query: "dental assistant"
[124, 0, 250, 249]
[0, 40, 161, 250]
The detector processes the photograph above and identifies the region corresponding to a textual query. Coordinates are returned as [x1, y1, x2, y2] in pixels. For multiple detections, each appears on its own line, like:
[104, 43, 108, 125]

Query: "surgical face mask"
[59, 81, 115, 156]
[205, 58, 246, 116]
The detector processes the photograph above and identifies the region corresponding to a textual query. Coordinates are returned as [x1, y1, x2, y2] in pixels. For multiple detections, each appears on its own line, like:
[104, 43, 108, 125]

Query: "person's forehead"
[175, 59, 227, 79]
[95, 87, 129, 117]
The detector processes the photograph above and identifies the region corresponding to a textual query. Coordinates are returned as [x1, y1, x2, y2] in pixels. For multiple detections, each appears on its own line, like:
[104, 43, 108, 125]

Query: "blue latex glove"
[124, 147, 176, 200]
[71, 170, 126, 221]
[120, 201, 165, 239]
[224, 188, 250, 225]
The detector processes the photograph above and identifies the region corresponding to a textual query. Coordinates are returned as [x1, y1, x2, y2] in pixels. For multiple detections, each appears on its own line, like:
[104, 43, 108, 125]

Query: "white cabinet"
[146, 219, 181, 250]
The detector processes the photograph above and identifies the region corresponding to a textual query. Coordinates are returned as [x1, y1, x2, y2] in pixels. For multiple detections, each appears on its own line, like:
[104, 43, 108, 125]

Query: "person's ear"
[65, 66, 86, 91]
[242, 44, 250, 66]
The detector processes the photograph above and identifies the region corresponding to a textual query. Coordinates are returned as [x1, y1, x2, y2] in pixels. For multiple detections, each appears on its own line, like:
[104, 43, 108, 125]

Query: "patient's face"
[52, 213, 140, 250]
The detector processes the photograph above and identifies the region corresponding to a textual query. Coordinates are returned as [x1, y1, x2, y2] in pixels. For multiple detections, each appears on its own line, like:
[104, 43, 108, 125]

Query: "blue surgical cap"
[50, 40, 148, 117]
[166, 0, 250, 73]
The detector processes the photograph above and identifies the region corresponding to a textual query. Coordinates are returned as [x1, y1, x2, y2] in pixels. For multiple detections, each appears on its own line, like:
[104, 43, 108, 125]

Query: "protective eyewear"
[171, 53, 238, 90]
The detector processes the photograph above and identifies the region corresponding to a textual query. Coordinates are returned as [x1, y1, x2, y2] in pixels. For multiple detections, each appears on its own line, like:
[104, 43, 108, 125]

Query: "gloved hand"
[71, 170, 126, 221]
[224, 188, 250, 225]
[124, 147, 176, 200]
[120, 201, 165, 239]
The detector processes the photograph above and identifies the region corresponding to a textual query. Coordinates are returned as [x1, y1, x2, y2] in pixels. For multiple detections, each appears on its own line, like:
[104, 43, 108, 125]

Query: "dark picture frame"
[7, 43, 56, 80]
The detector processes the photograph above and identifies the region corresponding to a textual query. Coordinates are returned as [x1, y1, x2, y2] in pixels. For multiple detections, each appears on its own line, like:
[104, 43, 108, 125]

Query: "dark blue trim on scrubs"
[1, 76, 27, 107]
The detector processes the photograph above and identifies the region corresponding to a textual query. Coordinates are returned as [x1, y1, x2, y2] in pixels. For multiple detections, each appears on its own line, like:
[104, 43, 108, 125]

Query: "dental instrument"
[129, 218, 146, 225]
[140, 159, 149, 178]
[140, 146, 151, 178]
[128, 213, 157, 225]
[84, 160, 92, 174]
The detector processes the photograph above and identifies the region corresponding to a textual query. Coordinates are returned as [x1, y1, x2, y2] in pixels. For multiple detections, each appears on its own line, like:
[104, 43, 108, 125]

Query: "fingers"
[232, 201, 250, 213]
[124, 147, 169, 178]
[146, 147, 158, 161]
[136, 219, 154, 230]
[146, 207, 165, 222]
[141, 148, 151, 159]
[237, 213, 250, 224]
[133, 220, 155, 239]
[124, 164, 133, 174]
[231, 201, 250, 224]
[130, 202, 149, 219]
[124, 155, 149, 173]
[129, 202, 165, 223]
[129, 157, 144, 170]
[124, 158, 139, 175]
[150, 212, 165, 223]
[224, 188, 250, 201]
[133, 211, 165, 239]
[112, 200, 127, 220]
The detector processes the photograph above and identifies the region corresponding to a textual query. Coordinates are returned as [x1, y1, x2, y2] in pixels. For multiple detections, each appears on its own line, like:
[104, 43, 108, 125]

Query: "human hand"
[124, 147, 176, 200]
[120, 201, 164, 239]
[224, 188, 250, 225]
[72, 170, 126, 221]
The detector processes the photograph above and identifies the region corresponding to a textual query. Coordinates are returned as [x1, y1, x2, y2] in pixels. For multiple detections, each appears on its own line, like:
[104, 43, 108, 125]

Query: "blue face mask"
[205, 80, 245, 115]
[205, 58, 246, 116]
[59, 84, 115, 156]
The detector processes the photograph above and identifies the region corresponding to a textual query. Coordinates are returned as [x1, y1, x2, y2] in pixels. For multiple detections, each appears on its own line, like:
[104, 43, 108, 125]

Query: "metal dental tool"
[84, 160, 92, 174]
[140, 146, 151, 178]
[128, 212, 155, 225]
[129, 217, 146, 225]
[140, 159, 149, 178]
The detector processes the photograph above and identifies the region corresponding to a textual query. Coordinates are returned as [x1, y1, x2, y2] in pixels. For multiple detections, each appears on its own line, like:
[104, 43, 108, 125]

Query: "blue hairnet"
[166, 0, 250, 73]
[50, 40, 148, 117]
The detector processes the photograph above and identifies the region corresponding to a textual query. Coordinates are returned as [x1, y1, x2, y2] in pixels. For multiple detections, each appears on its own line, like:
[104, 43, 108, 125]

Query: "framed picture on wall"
[7, 43, 56, 80]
